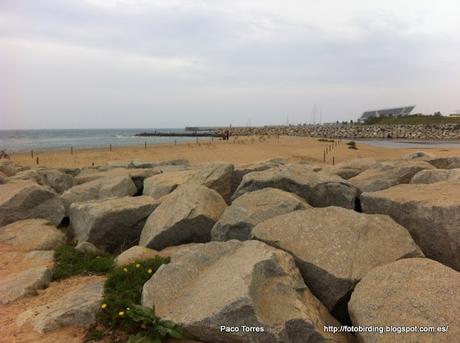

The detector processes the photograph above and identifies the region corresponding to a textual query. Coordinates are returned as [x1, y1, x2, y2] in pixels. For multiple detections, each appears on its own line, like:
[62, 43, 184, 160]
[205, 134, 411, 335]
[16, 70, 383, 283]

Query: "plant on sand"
[52, 244, 114, 280]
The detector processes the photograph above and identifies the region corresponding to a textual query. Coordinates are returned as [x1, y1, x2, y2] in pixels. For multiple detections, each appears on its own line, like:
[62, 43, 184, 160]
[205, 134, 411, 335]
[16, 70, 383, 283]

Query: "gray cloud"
[1, 0, 460, 129]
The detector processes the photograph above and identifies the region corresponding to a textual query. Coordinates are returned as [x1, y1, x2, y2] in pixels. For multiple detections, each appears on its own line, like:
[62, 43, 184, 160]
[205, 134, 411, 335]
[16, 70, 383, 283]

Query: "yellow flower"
[126, 307, 130, 310]
[136, 263, 141, 268]
[123, 267, 128, 272]
[101, 303, 107, 309]
[147, 268, 153, 274]
[118, 311, 125, 316]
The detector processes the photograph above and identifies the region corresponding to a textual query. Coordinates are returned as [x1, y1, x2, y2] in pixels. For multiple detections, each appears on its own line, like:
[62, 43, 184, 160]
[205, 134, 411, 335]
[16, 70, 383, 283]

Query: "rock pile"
[214, 123, 460, 140]
[1, 155, 459, 342]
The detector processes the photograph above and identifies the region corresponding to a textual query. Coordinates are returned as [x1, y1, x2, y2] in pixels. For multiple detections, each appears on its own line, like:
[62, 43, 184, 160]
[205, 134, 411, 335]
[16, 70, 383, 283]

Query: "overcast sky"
[1, 0, 460, 129]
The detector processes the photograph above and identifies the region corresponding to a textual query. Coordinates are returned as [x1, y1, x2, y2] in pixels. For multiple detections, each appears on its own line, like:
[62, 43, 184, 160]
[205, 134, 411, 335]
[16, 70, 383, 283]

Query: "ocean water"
[0, 129, 206, 153]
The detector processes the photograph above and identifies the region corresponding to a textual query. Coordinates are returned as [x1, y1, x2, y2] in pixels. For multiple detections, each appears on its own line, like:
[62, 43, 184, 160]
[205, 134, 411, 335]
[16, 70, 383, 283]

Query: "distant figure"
[225, 129, 230, 141]
[0, 150, 10, 159]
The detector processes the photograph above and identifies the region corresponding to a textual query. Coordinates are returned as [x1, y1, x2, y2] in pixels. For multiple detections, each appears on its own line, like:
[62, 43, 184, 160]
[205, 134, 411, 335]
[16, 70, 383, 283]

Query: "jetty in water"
[135, 129, 220, 137]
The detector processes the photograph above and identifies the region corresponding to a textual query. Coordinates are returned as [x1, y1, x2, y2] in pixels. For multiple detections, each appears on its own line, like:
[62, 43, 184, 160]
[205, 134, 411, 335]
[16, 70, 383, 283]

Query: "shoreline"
[8, 135, 460, 169]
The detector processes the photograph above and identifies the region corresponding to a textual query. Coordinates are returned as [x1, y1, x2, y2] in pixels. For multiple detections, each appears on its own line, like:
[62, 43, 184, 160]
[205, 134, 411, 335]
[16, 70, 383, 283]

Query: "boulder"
[349, 160, 434, 192]
[140, 184, 227, 250]
[187, 163, 234, 202]
[231, 159, 287, 193]
[17, 280, 105, 333]
[144, 163, 234, 202]
[37, 168, 75, 193]
[0, 266, 52, 304]
[410, 168, 460, 184]
[233, 165, 359, 209]
[331, 158, 379, 180]
[0, 160, 17, 176]
[0, 219, 66, 251]
[115, 245, 160, 266]
[361, 182, 460, 270]
[75, 168, 159, 193]
[211, 188, 309, 241]
[143, 170, 195, 200]
[11, 168, 75, 193]
[70, 196, 160, 252]
[348, 258, 460, 343]
[427, 156, 460, 169]
[61, 175, 137, 214]
[0, 171, 7, 184]
[403, 151, 435, 160]
[251, 207, 423, 311]
[142, 240, 352, 343]
[75, 241, 105, 255]
[0, 181, 65, 227]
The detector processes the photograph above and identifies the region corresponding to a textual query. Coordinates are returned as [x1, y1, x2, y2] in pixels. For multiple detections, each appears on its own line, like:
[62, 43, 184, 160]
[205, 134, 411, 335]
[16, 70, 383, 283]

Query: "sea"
[0, 129, 206, 153]
[1, 129, 459, 153]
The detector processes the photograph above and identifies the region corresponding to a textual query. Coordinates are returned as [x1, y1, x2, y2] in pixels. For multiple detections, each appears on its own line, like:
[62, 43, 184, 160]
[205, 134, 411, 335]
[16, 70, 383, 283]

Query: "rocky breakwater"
[214, 123, 460, 140]
[0, 154, 460, 342]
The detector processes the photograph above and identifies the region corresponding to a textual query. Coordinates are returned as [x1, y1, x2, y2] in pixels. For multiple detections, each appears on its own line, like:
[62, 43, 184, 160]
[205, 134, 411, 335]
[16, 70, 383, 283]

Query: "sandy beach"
[9, 136, 460, 169]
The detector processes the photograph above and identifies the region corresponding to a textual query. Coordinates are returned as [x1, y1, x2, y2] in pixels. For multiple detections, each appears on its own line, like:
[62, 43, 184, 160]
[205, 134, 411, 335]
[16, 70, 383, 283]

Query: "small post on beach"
[70, 146, 73, 155]
[144, 141, 147, 150]
[36, 156, 39, 165]
[109, 144, 112, 152]
[323, 150, 326, 162]
[332, 156, 335, 165]
[175, 139, 177, 146]
[31, 150, 34, 159]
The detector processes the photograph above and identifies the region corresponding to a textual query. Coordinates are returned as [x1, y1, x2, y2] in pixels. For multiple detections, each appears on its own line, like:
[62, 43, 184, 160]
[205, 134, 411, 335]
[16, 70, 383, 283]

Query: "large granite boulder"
[143, 170, 195, 199]
[427, 156, 460, 169]
[348, 160, 434, 192]
[0, 171, 7, 184]
[0, 160, 17, 176]
[231, 159, 288, 194]
[211, 188, 309, 241]
[61, 175, 137, 214]
[17, 279, 105, 333]
[0, 266, 52, 304]
[140, 184, 227, 250]
[410, 168, 460, 184]
[361, 182, 460, 270]
[0, 219, 66, 251]
[144, 163, 234, 202]
[70, 196, 160, 252]
[348, 258, 460, 343]
[75, 167, 159, 193]
[11, 168, 75, 193]
[142, 240, 352, 343]
[251, 207, 423, 312]
[187, 163, 234, 202]
[0, 181, 65, 227]
[403, 151, 435, 160]
[331, 158, 379, 180]
[233, 165, 359, 209]
[114, 245, 160, 266]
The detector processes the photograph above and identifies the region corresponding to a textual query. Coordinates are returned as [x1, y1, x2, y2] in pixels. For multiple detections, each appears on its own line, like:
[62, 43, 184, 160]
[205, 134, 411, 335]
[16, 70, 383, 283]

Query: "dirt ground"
[10, 136, 460, 169]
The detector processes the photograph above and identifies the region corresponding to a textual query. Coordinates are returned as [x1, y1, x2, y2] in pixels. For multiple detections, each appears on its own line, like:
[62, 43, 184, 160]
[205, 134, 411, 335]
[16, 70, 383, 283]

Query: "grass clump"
[52, 244, 114, 281]
[346, 141, 358, 150]
[96, 257, 182, 342]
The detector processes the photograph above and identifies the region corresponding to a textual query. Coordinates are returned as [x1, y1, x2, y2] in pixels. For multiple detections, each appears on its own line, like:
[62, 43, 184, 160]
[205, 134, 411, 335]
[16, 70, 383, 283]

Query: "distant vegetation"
[364, 115, 460, 125]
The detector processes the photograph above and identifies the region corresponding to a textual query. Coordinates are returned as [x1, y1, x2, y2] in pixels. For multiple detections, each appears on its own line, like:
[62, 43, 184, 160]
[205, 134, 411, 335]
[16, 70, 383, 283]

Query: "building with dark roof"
[359, 106, 415, 123]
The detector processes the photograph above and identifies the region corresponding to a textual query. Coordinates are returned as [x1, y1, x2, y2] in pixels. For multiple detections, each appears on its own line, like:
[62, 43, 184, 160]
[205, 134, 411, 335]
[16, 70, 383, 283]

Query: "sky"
[1, 0, 460, 129]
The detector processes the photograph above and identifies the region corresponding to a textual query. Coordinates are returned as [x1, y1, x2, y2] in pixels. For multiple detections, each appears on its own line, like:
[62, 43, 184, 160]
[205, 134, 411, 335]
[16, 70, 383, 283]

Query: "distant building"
[358, 106, 415, 123]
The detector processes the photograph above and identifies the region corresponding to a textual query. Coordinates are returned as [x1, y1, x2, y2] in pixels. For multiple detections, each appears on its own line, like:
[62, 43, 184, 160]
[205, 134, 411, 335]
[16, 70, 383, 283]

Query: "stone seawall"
[215, 124, 460, 140]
